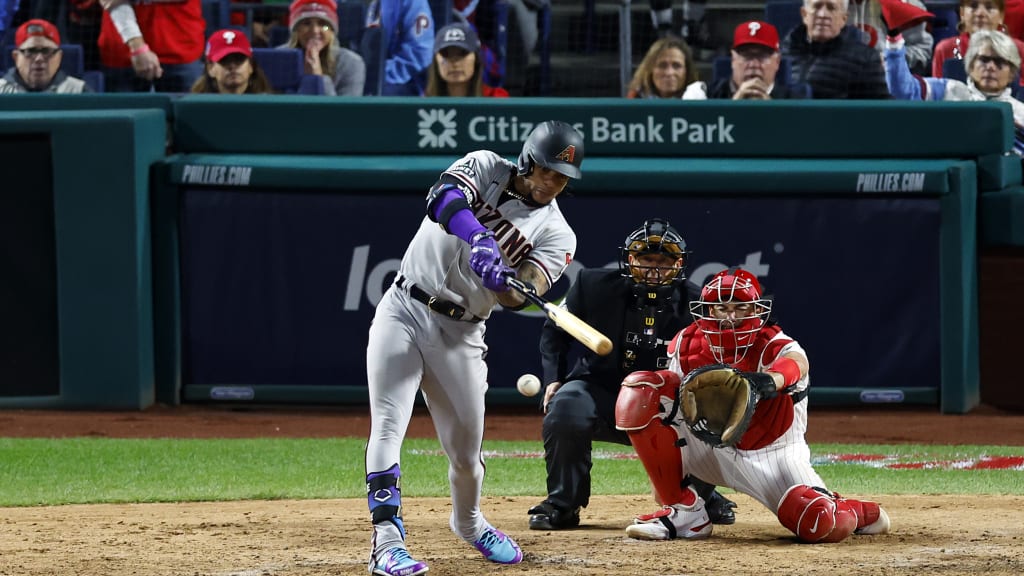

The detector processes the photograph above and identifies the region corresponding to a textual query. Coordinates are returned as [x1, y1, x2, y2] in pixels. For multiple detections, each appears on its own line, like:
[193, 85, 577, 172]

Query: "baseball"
[517, 374, 541, 397]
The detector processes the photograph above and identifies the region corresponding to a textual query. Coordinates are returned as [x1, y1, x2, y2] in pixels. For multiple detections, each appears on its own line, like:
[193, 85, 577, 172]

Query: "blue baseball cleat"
[472, 525, 523, 564]
[368, 546, 428, 576]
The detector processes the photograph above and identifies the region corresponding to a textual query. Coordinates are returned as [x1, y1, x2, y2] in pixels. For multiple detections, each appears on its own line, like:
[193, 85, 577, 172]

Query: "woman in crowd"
[191, 29, 274, 94]
[424, 22, 509, 97]
[932, 0, 1024, 82]
[887, 29, 1024, 153]
[625, 35, 706, 99]
[281, 0, 366, 96]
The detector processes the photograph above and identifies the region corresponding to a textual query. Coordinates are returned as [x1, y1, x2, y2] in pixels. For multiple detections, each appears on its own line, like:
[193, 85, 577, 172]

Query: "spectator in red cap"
[626, 35, 707, 99]
[847, 0, 933, 75]
[191, 29, 273, 94]
[278, 0, 366, 96]
[932, 0, 1024, 85]
[0, 19, 90, 94]
[97, 0, 205, 93]
[424, 22, 508, 97]
[710, 21, 808, 99]
[782, 0, 890, 99]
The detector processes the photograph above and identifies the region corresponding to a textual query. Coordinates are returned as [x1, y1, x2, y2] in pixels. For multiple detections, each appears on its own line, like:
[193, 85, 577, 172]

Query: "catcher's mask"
[619, 218, 688, 287]
[690, 268, 771, 364]
[517, 120, 585, 179]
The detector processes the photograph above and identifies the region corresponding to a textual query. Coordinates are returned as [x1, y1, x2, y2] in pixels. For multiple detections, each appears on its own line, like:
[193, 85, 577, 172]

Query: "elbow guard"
[426, 182, 471, 232]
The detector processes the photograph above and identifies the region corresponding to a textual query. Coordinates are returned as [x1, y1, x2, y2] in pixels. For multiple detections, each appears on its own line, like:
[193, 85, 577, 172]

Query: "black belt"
[396, 276, 483, 323]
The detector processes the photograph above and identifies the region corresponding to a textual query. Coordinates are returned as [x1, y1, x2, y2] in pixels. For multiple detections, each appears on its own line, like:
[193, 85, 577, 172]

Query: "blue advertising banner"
[180, 189, 940, 394]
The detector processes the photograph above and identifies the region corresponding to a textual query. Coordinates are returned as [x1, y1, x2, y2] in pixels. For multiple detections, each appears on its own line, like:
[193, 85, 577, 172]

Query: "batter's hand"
[542, 381, 563, 413]
[480, 263, 513, 292]
[469, 231, 502, 276]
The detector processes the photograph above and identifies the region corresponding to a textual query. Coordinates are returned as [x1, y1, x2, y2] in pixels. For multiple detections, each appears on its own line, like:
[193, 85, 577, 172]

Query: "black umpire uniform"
[529, 261, 736, 529]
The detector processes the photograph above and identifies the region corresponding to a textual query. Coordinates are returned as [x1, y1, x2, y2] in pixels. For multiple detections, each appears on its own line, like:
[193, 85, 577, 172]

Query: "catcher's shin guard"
[615, 370, 688, 505]
[367, 464, 407, 538]
[777, 485, 859, 543]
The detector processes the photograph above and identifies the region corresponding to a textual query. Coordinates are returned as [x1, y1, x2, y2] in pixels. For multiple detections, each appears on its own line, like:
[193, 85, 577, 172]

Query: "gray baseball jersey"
[365, 149, 576, 553]
[398, 150, 577, 319]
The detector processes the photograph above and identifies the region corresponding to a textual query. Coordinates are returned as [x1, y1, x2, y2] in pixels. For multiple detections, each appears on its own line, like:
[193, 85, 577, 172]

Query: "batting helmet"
[517, 120, 584, 179]
[620, 218, 689, 286]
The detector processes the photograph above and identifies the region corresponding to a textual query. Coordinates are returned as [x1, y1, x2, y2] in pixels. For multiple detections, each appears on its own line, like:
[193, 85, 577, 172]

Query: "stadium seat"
[203, 0, 232, 37]
[337, 0, 367, 50]
[429, 0, 453, 29]
[297, 74, 327, 94]
[926, 0, 960, 44]
[269, 25, 291, 48]
[83, 70, 105, 92]
[2, 44, 85, 78]
[359, 25, 386, 95]
[252, 47, 305, 93]
[764, 0, 803, 39]
[942, 57, 967, 82]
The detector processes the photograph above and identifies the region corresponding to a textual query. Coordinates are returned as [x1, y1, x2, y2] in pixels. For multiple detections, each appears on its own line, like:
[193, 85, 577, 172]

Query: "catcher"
[614, 267, 891, 543]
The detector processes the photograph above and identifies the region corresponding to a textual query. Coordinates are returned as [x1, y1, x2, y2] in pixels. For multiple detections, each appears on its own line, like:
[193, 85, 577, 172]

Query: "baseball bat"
[505, 276, 613, 356]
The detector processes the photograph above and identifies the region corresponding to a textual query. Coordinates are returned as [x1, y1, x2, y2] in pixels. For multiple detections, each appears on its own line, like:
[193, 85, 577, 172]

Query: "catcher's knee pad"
[777, 484, 857, 543]
[614, 370, 680, 431]
[367, 464, 406, 535]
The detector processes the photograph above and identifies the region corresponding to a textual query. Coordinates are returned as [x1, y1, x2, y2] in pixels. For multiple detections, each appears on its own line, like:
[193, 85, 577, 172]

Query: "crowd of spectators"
[2, 0, 1024, 146]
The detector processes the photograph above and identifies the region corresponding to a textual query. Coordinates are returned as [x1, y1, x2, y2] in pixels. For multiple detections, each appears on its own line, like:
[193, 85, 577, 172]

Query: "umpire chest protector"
[621, 283, 686, 372]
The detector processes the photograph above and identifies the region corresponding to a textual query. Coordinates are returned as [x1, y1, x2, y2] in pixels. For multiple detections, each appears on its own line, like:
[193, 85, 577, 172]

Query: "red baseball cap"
[205, 29, 253, 62]
[879, 0, 935, 34]
[733, 21, 780, 51]
[15, 19, 60, 47]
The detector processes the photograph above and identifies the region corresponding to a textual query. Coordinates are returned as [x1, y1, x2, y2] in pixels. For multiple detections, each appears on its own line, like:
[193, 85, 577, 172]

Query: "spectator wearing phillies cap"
[710, 21, 808, 100]
[424, 22, 509, 97]
[279, 0, 366, 96]
[97, 0, 205, 93]
[0, 19, 90, 94]
[191, 29, 273, 94]
[782, 0, 890, 99]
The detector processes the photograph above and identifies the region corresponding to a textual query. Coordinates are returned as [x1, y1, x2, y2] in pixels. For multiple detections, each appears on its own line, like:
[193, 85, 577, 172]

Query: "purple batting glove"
[482, 264, 514, 292]
[469, 231, 502, 277]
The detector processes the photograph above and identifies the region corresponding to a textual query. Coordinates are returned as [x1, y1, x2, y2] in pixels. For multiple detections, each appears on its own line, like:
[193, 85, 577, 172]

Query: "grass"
[0, 438, 1020, 506]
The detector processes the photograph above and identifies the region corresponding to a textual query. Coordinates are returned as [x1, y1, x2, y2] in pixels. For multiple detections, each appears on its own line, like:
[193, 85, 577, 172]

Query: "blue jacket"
[366, 0, 434, 95]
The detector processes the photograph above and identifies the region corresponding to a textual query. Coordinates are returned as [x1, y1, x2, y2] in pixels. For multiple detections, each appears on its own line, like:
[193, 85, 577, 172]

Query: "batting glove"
[481, 263, 514, 292]
[469, 231, 502, 277]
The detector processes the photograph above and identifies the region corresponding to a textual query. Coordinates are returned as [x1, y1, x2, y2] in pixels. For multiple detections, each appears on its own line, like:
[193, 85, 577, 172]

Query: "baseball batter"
[364, 120, 585, 576]
[615, 268, 891, 543]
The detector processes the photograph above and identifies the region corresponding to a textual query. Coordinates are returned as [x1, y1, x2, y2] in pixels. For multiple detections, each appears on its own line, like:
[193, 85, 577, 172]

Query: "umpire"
[528, 218, 737, 530]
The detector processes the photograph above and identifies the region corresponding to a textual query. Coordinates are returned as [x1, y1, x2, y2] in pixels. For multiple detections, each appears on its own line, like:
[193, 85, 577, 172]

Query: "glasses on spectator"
[18, 47, 61, 60]
[734, 47, 775, 62]
[976, 55, 1012, 68]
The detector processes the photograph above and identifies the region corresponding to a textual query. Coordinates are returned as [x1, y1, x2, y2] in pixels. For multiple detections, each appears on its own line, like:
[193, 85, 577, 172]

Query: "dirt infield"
[1, 404, 1022, 576]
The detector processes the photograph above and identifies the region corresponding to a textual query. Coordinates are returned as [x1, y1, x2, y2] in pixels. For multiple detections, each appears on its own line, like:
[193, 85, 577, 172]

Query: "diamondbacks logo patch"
[555, 145, 576, 163]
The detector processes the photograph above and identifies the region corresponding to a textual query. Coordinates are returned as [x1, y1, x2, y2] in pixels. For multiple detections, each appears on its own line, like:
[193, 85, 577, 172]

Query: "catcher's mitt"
[679, 364, 775, 448]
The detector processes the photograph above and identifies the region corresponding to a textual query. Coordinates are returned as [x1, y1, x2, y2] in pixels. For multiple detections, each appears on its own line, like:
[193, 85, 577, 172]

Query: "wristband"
[768, 357, 801, 388]
[130, 43, 151, 57]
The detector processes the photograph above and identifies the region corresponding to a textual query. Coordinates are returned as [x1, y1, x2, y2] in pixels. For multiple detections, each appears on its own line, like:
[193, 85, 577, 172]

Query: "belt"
[396, 276, 483, 323]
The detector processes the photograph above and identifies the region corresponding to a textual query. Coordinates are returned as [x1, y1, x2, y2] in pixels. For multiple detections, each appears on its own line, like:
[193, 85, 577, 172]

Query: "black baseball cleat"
[527, 501, 581, 530]
[705, 490, 738, 525]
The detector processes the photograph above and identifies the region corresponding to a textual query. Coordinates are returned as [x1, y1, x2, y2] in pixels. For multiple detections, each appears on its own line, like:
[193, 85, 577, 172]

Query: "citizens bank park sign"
[414, 108, 737, 149]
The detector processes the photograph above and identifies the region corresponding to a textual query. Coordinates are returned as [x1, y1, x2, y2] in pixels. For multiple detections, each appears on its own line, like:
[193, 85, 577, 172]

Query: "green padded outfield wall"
[0, 109, 166, 409]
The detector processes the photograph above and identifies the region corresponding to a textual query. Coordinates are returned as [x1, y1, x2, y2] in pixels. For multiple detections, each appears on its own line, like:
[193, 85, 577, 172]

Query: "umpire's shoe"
[705, 490, 738, 525]
[528, 500, 581, 530]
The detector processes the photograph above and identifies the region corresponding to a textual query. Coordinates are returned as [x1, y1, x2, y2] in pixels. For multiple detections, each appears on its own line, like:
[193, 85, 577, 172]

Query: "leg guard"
[615, 370, 687, 505]
[367, 464, 407, 538]
[777, 484, 858, 543]
[845, 497, 891, 535]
